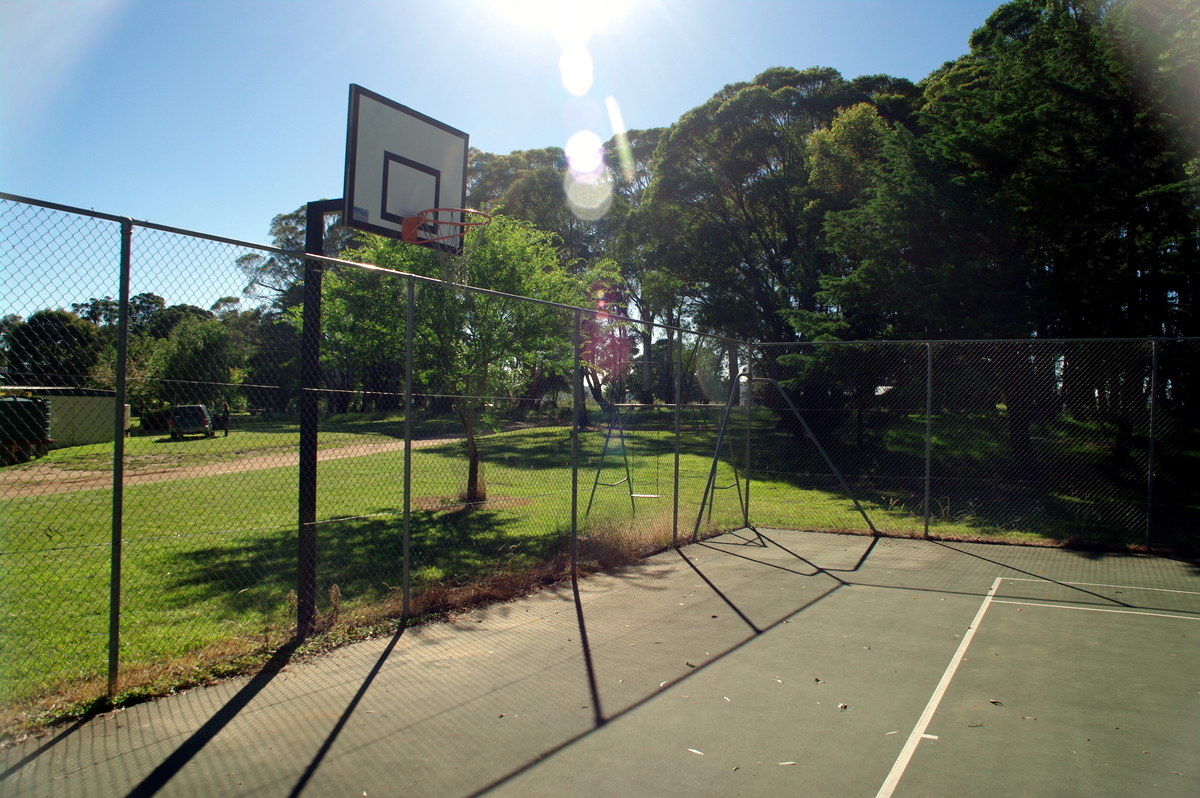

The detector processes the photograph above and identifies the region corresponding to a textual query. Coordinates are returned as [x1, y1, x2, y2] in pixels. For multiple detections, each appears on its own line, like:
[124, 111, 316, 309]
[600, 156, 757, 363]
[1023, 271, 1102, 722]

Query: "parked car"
[169, 405, 215, 439]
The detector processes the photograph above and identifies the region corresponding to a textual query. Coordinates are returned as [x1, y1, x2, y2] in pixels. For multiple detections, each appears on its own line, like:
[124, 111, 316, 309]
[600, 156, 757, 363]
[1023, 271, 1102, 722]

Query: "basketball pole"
[299, 198, 343, 640]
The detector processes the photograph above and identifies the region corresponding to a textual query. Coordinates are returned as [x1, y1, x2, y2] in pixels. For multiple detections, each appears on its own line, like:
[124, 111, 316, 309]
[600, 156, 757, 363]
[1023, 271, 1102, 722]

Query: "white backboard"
[343, 85, 469, 250]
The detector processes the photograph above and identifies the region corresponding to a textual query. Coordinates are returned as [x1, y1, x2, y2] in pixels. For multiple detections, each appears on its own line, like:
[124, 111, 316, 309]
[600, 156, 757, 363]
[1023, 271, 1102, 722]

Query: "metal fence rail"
[2, 192, 1196, 725]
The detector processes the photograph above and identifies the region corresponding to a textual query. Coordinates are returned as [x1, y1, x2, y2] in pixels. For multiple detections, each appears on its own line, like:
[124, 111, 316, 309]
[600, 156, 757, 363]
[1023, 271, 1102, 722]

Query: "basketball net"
[404, 208, 491, 286]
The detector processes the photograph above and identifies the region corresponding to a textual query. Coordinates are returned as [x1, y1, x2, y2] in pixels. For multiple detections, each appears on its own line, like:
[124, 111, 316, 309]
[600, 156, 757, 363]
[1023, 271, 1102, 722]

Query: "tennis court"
[2, 529, 1196, 797]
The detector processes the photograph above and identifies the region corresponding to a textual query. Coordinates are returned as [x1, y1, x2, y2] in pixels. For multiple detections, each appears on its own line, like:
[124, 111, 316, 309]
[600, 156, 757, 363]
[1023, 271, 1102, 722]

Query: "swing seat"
[631, 494, 660, 499]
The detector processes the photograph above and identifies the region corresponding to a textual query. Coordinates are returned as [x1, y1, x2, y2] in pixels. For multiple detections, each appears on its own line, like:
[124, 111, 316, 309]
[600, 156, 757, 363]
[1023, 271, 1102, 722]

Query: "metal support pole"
[298, 198, 341, 639]
[569, 308, 603, 726]
[1146, 339, 1158, 549]
[924, 342, 933, 539]
[621, 419, 637, 518]
[403, 277, 414, 618]
[672, 332, 682, 547]
[108, 218, 132, 698]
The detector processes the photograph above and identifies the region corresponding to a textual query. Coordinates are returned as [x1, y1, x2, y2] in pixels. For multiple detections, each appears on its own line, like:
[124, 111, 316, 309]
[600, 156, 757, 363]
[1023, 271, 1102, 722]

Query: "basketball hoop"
[401, 208, 491, 248]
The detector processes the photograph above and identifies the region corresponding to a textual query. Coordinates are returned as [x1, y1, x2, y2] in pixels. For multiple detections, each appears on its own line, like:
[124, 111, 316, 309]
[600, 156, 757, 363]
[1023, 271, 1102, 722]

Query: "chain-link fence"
[2, 192, 1197, 728]
[749, 339, 1198, 551]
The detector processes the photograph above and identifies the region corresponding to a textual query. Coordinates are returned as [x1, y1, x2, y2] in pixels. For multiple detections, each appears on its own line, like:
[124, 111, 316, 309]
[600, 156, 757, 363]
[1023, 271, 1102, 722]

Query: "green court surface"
[2, 530, 1197, 797]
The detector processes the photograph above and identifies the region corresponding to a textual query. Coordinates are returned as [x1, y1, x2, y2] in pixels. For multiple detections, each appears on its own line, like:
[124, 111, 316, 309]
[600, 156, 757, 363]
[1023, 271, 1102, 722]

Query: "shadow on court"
[2, 530, 1196, 798]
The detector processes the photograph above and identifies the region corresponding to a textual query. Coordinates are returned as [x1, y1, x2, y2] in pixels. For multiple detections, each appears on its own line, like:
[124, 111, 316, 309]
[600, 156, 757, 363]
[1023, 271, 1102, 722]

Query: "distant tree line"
[0, 292, 278, 418]
[459, 0, 1198, 347]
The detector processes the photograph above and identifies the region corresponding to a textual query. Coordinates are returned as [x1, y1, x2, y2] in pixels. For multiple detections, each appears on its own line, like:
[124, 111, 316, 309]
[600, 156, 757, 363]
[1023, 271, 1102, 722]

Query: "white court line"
[1003, 578, 1200, 596]
[874, 576, 1002, 798]
[992, 600, 1200, 621]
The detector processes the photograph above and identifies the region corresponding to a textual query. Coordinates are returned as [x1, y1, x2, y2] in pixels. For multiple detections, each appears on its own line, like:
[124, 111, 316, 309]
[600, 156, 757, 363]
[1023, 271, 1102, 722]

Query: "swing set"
[580, 332, 881, 543]
[583, 402, 747, 524]
[583, 404, 665, 519]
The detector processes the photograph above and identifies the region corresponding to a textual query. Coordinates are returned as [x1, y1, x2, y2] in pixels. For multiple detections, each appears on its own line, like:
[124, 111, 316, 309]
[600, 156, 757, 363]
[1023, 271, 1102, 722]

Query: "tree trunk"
[459, 367, 492, 504]
[458, 399, 486, 503]
[663, 328, 676, 405]
[1005, 398, 1037, 477]
[998, 345, 1038, 479]
[321, 363, 352, 414]
[638, 323, 653, 404]
[585, 368, 610, 412]
[728, 344, 740, 406]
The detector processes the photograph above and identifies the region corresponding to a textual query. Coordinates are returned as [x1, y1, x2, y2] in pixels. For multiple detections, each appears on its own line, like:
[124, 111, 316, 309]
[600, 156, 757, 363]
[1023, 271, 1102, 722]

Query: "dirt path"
[0, 436, 463, 498]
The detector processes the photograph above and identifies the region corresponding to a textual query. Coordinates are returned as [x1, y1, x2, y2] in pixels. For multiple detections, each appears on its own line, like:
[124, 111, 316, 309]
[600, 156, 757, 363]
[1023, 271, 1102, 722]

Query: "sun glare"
[486, 0, 637, 222]
[485, 0, 634, 40]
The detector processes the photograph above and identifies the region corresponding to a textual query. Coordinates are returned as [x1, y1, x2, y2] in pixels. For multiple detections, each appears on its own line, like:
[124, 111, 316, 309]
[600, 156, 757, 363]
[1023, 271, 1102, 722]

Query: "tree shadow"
[744, 409, 1197, 550]
[162, 505, 563, 616]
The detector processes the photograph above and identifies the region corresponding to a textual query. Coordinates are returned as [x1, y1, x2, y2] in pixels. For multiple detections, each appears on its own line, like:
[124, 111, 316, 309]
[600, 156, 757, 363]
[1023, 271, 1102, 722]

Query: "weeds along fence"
[1, 192, 1197, 724]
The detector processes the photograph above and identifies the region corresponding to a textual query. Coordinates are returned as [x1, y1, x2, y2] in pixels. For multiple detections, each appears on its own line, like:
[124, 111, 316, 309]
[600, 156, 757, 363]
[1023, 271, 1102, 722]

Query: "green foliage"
[91, 334, 165, 414]
[644, 66, 872, 343]
[234, 202, 354, 310]
[807, 103, 892, 207]
[338, 214, 599, 399]
[0, 313, 20, 370]
[144, 303, 215, 340]
[151, 317, 245, 406]
[809, 115, 1035, 340]
[70, 296, 119, 327]
[797, 0, 1198, 345]
[467, 147, 568, 209]
[466, 148, 606, 263]
[342, 214, 610, 499]
[4, 309, 101, 387]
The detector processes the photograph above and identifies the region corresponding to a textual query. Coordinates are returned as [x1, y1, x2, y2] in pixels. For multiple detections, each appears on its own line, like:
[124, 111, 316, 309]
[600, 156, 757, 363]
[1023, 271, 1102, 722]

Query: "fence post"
[743, 344, 752, 530]
[924, 342, 933, 539]
[1146, 338, 1158, 549]
[108, 218, 132, 698]
[572, 310, 582, 569]
[403, 277, 414, 618]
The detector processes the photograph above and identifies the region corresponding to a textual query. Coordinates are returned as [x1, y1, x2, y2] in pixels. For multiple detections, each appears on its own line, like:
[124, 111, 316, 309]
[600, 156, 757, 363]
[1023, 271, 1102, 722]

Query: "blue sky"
[2, 0, 1002, 248]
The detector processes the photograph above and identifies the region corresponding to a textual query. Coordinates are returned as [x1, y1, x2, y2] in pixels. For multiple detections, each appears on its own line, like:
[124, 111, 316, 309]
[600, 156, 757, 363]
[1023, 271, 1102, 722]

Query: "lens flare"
[485, 1, 638, 222]
[606, 97, 635, 183]
[565, 130, 604, 174]
[564, 169, 614, 221]
[559, 43, 594, 96]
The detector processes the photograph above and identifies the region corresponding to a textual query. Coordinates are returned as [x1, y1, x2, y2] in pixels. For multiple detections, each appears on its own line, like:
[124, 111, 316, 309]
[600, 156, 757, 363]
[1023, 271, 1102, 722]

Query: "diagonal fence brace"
[743, 374, 879, 537]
